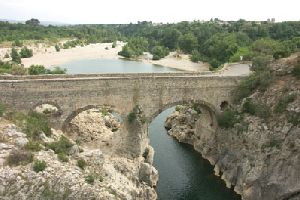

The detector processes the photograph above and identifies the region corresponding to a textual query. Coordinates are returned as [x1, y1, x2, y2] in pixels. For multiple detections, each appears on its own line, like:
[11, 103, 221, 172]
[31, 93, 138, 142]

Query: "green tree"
[25, 18, 40, 26]
[151, 46, 169, 60]
[178, 33, 198, 53]
[11, 48, 21, 64]
[20, 47, 33, 58]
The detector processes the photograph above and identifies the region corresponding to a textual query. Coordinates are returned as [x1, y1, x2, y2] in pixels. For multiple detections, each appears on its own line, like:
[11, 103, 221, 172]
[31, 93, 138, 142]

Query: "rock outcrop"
[165, 57, 300, 200]
[0, 107, 158, 199]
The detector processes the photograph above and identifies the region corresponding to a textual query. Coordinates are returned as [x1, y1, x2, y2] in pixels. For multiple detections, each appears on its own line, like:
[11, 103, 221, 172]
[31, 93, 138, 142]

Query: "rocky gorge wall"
[0, 106, 158, 200]
[164, 57, 300, 200]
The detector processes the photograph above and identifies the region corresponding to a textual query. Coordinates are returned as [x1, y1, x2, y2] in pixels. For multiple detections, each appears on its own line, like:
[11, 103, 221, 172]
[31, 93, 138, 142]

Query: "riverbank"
[7, 41, 209, 72]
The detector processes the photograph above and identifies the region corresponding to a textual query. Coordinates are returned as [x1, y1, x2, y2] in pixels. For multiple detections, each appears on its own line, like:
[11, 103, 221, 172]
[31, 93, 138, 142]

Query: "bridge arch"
[61, 104, 121, 132]
[148, 99, 219, 129]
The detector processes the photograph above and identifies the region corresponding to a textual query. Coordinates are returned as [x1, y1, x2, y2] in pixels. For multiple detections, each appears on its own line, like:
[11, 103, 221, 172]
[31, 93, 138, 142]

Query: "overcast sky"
[0, 0, 299, 24]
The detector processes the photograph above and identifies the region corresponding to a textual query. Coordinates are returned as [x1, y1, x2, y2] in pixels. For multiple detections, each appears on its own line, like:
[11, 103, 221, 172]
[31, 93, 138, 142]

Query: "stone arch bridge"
[0, 73, 245, 157]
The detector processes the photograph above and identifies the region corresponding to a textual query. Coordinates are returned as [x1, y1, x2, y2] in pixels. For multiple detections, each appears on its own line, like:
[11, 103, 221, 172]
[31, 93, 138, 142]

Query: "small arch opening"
[220, 101, 229, 111]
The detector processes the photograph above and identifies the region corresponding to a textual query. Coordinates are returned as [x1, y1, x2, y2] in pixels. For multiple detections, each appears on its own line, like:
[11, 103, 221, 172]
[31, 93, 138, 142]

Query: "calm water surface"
[149, 108, 241, 200]
[59, 58, 179, 73]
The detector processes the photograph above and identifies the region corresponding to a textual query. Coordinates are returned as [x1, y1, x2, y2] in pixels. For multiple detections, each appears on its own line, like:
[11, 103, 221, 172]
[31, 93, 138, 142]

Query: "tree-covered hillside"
[0, 19, 299, 68]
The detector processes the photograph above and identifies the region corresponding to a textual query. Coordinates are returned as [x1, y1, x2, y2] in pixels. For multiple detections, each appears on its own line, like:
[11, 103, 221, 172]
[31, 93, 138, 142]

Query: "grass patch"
[85, 174, 95, 184]
[57, 153, 69, 162]
[47, 136, 73, 155]
[288, 112, 300, 126]
[77, 159, 86, 170]
[274, 94, 296, 113]
[33, 160, 47, 173]
[7, 150, 34, 166]
[25, 140, 42, 151]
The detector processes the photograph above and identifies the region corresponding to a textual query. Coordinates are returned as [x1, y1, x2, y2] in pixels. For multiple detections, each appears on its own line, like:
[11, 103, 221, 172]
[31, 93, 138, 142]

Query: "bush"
[274, 94, 296, 113]
[242, 98, 256, 115]
[190, 50, 202, 62]
[46, 66, 67, 74]
[7, 150, 34, 166]
[4, 53, 9, 58]
[242, 99, 271, 119]
[151, 46, 169, 60]
[20, 47, 33, 58]
[217, 109, 239, 128]
[112, 41, 117, 48]
[77, 159, 86, 170]
[127, 111, 136, 123]
[251, 55, 272, 71]
[28, 65, 47, 75]
[24, 111, 52, 139]
[233, 70, 273, 103]
[57, 153, 69, 162]
[85, 174, 95, 184]
[12, 40, 23, 47]
[11, 65, 27, 75]
[47, 136, 73, 155]
[55, 45, 60, 52]
[288, 112, 300, 126]
[33, 160, 46, 172]
[11, 48, 21, 64]
[25, 140, 42, 151]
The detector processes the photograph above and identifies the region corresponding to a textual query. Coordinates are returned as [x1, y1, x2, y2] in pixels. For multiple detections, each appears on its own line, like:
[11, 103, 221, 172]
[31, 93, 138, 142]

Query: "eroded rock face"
[165, 68, 300, 200]
[0, 107, 158, 199]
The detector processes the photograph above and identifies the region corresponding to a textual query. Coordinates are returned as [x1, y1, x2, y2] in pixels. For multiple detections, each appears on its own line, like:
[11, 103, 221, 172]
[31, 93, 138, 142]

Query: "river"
[59, 58, 240, 200]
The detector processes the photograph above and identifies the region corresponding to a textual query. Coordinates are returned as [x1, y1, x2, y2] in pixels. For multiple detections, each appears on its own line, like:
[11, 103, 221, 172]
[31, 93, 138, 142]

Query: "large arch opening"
[148, 101, 241, 200]
[62, 105, 122, 153]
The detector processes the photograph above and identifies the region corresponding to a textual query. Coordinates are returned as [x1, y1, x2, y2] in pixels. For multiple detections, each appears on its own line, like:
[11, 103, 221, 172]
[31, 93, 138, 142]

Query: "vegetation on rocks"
[7, 150, 34, 166]
[33, 160, 47, 172]
[77, 159, 87, 170]
[47, 136, 73, 155]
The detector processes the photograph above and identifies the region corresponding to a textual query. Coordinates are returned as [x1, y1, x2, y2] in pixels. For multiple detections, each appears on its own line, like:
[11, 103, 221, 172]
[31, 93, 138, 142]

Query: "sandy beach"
[10, 42, 209, 72]
[21, 42, 125, 68]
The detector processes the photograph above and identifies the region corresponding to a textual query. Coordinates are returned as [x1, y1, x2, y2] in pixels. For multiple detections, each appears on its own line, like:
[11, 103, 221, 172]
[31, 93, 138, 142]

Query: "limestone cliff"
[165, 55, 300, 200]
[0, 107, 158, 200]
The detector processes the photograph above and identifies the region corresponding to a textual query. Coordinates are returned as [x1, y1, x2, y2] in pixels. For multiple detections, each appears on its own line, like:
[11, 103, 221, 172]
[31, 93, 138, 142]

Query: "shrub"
[151, 46, 169, 60]
[11, 48, 21, 64]
[25, 140, 42, 151]
[77, 159, 86, 170]
[127, 111, 136, 123]
[24, 111, 52, 139]
[288, 112, 300, 126]
[85, 174, 95, 184]
[7, 150, 34, 166]
[28, 65, 47, 75]
[46, 66, 67, 74]
[112, 41, 116, 48]
[20, 47, 33, 58]
[251, 55, 272, 71]
[55, 45, 60, 52]
[33, 160, 46, 172]
[242, 98, 256, 115]
[242, 99, 271, 119]
[47, 136, 73, 155]
[190, 50, 202, 62]
[233, 70, 273, 103]
[57, 153, 69, 162]
[274, 94, 296, 113]
[217, 109, 239, 128]
[4, 53, 9, 58]
[12, 40, 23, 47]
[11, 65, 27, 75]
